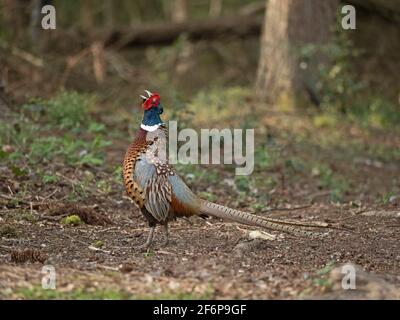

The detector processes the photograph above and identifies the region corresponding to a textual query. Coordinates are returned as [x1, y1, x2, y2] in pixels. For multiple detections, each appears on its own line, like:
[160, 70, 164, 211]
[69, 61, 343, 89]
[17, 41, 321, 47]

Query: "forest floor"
[1, 85, 400, 299]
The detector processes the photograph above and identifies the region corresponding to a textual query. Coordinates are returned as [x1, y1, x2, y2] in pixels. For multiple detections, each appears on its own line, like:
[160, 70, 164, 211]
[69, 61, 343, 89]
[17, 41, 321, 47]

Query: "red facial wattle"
[142, 93, 160, 110]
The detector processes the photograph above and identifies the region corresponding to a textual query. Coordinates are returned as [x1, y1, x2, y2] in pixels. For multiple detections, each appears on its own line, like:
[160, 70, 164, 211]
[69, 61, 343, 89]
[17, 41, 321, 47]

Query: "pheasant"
[123, 90, 328, 249]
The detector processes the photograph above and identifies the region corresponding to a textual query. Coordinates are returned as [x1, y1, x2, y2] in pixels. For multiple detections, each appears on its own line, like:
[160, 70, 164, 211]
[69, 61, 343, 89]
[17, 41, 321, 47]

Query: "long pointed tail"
[199, 200, 326, 237]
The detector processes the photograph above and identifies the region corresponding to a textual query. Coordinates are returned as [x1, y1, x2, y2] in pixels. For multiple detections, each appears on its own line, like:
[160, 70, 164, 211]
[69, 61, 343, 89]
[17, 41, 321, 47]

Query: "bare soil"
[0, 43, 399, 299]
[1, 200, 399, 299]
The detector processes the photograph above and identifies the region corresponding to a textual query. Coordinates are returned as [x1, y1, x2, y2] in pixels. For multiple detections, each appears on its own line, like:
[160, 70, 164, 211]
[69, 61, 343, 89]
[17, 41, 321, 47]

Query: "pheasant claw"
[135, 226, 155, 252]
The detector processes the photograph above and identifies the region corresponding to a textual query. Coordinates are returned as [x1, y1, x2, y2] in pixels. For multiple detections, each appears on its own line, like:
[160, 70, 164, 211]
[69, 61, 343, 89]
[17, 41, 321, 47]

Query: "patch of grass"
[6, 285, 214, 300]
[0, 224, 20, 238]
[300, 29, 399, 131]
[316, 261, 336, 276]
[347, 98, 400, 130]
[235, 175, 251, 193]
[284, 157, 306, 173]
[9, 165, 29, 178]
[19, 211, 39, 223]
[41, 174, 59, 184]
[88, 121, 106, 133]
[12, 286, 130, 300]
[175, 163, 219, 185]
[97, 180, 112, 194]
[187, 86, 252, 124]
[28, 136, 59, 163]
[0, 118, 39, 162]
[61, 215, 83, 226]
[143, 248, 156, 258]
[381, 192, 395, 205]
[198, 191, 217, 202]
[254, 176, 276, 191]
[312, 261, 336, 290]
[254, 146, 275, 170]
[250, 202, 266, 212]
[361, 143, 400, 163]
[201, 169, 220, 184]
[313, 164, 349, 202]
[1, 91, 110, 171]
[45, 91, 94, 129]
[112, 166, 124, 185]
[313, 114, 338, 128]
[28, 135, 110, 166]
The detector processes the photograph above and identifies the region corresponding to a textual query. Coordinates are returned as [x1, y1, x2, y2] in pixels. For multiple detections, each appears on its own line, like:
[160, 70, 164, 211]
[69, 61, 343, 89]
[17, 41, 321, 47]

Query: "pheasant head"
[140, 90, 164, 132]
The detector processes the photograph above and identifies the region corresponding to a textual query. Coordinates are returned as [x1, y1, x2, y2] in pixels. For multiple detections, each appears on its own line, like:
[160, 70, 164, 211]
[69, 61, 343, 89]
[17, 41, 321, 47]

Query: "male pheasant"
[123, 90, 327, 249]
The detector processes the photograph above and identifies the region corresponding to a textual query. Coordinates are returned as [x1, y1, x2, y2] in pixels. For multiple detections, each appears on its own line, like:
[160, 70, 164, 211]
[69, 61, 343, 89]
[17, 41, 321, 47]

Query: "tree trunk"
[81, 0, 95, 32]
[255, 0, 338, 105]
[209, 0, 223, 17]
[104, 0, 114, 29]
[171, 0, 188, 23]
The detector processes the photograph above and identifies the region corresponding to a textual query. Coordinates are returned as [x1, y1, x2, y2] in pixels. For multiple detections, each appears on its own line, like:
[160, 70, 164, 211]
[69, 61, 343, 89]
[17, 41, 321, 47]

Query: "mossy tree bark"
[255, 0, 338, 106]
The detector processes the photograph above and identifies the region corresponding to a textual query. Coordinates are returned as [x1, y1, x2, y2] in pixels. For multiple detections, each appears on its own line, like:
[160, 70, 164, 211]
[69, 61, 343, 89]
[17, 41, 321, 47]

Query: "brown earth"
[0, 199, 399, 299]
[0, 39, 399, 299]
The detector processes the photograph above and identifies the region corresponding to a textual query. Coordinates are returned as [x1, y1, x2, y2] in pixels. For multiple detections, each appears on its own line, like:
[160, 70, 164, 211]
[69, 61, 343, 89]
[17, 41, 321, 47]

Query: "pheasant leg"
[136, 226, 155, 251]
[162, 223, 169, 246]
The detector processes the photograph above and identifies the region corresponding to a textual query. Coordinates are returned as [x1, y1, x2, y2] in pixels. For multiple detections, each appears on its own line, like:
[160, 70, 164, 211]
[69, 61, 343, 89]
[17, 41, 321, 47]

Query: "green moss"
[92, 240, 104, 248]
[61, 215, 83, 226]
[313, 114, 338, 128]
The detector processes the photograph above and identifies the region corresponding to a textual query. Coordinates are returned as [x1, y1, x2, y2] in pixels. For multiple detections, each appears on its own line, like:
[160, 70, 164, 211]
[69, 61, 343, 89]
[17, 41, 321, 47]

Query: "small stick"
[88, 245, 111, 254]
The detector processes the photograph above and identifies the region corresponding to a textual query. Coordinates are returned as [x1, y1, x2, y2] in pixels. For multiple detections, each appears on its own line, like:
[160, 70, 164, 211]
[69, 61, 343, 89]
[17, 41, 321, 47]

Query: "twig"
[0, 193, 13, 200]
[7, 185, 14, 196]
[98, 265, 119, 271]
[308, 191, 331, 202]
[0, 193, 30, 207]
[0, 244, 13, 251]
[97, 227, 119, 233]
[91, 41, 105, 83]
[0, 40, 44, 67]
[37, 213, 68, 221]
[156, 250, 175, 255]
[88, 245, 111, 254]
[335, 209, 369, 222]
[39, 188, 59, 203]
[59, 47, 91, 87]
[62, 233, 112, 254]
[55, 172, 77, 194]
[62, 233, 89, 246]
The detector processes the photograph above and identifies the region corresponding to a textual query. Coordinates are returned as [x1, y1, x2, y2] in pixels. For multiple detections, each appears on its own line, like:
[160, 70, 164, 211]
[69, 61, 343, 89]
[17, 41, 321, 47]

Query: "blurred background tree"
[255, 0, 338, 107]
[0, 0, 399, 116]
